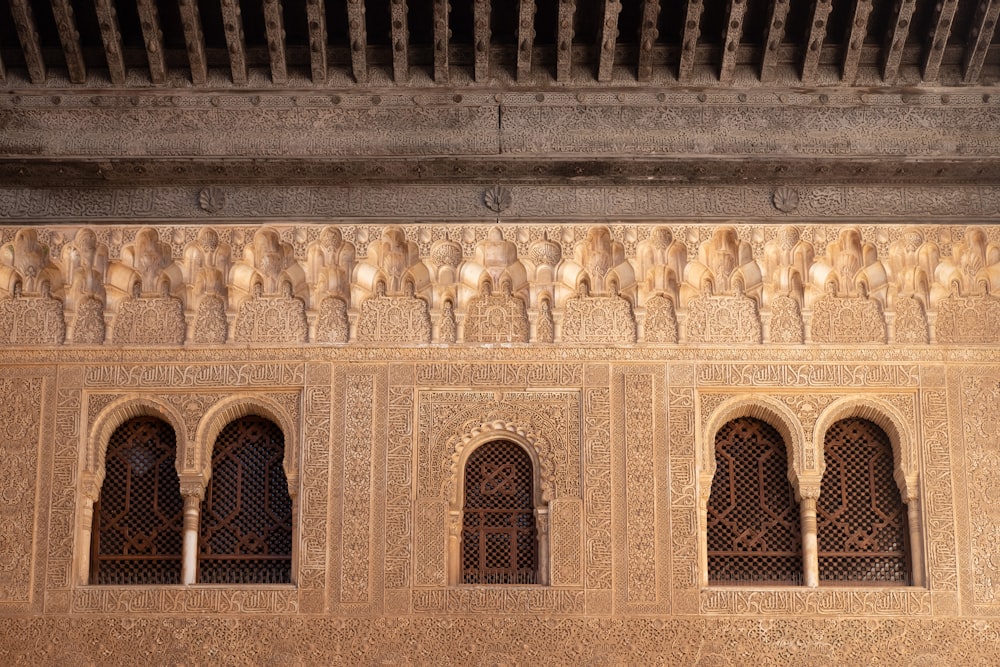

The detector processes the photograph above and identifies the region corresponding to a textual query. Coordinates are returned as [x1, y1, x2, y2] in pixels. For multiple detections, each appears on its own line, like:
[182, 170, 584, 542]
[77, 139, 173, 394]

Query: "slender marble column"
[535, 507, 550, 585]
[181, 491, 203, 585]
[448, 510, 462, 586]
[77, 496, 95, 585]
[907, 495, 925, 587]
[800, 495, 819, 587]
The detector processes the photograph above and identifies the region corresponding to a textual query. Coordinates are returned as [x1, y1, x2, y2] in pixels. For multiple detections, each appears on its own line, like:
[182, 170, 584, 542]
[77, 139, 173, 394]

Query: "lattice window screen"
[707, 417, 803, 584]
[818, 418, 910, 584]
[92, 417, 184, 585]
[462, 440, 537, 584]
[199, 416, 293, 584]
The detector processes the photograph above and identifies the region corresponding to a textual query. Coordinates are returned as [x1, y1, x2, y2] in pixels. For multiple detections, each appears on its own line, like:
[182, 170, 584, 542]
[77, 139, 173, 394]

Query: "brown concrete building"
[1, 0, 999, 663]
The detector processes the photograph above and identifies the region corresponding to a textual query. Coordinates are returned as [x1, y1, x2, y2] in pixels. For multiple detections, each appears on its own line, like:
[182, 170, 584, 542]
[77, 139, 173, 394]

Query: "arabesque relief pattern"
[3, 223, 1000, 347]
[0, 221, 998, 661]
[0, 351, 994, 655]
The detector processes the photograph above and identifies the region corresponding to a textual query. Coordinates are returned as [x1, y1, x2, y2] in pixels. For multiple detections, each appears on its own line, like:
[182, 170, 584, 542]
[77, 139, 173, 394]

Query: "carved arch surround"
[193, 394, 300, 492]
[85, 396, 187, 499]
[445, 420, 554, 587]
[447, 420, 555, 505]
[699, 395, 808, 491]
[811, 396, 918, 499]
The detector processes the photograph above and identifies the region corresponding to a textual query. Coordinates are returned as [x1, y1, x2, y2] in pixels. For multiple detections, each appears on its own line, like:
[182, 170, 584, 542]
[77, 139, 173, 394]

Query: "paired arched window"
[461, 440, 538, 585]
[91, 417, 184, 585]
[818, 417, 910, 584]
[708, 415, 912, 586]
[92, 414, 292, 585]
[707, 417, 802, 584]
[200, 415, 293, 584]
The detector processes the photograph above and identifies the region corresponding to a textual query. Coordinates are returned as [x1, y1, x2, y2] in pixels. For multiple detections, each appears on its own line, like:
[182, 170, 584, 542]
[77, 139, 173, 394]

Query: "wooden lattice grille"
[92, 417, 184, 585]
[462, 440, 537, 585]
[818, 418, 910, 584]
[199, 416, 293, 584]
[707, 417, 803, 585]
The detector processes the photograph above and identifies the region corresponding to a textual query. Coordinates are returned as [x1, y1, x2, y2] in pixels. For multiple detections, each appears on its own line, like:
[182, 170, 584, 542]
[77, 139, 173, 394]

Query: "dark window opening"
[462, 440, 537, 585]
[707, 417, 803, 585]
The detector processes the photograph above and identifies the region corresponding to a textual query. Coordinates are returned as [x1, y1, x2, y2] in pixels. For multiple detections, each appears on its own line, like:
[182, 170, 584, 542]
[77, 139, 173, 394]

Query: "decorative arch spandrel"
[699, 394, 810, 494]
[812, 396, 918, 499]
[193, 394, 301, 494]
[85, 396, 187, 499]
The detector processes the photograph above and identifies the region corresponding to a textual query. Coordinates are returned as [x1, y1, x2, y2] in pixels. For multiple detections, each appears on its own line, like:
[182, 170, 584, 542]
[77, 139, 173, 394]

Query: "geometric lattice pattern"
[93, 417, 184, 585]
[199, 416, 293, 584]
[707, 417, 803, 585]
[818, 418, 910, 584]
[462, 440, 537, 585]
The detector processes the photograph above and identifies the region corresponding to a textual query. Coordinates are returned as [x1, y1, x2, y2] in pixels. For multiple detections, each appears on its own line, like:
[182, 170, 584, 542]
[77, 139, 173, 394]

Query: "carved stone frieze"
[935, 291, 1000, 344]
[4, 185, 1000, 222]
[809, 292, 887, 344]
[233, 292, 309, 344]
[356, 289, 431, 344]
[110, 295, 186, 345]
[462, 282, 529, 344]
[0, 291, 65, 344]
[561, 290, 636, 344]
[685, 294, 762, 344]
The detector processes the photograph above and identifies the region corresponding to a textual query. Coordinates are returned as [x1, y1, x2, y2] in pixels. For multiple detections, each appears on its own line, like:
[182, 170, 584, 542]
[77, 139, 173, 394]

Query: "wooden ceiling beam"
[176, 0, 208, 84]
[347, 0, 367, 83]
[517, 0, 536, 81]
[390, 0, 408, 82]
[923, 0, 958, 82]
[556, 0, 575, 82]
[433, 0, 449, 82]
[473, 0, 489, 81]
[801, 0, 833, 84]
[307, 0, 329, 83]
[263, 0, 289, 84]
[637, 0, 662, 82]
[719, 0, 748, 83]
[882, 0, 917, 84]
[136, 0, 168, 84]
[219, 0, 249, 84]
[760, 0, 791, 83]
[9, 0, 46, 83]
[679, 0, 704, 82]
[841, 0, 873, 84]
[597, 0, 621, 82]
[963, 0, 1000, 83]
[93, 0, 126, 84]
[50, 0, 87, 83]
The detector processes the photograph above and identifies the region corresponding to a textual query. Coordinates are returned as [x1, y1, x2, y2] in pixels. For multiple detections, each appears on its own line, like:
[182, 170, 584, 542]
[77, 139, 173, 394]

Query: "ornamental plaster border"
[193, 393, 301, 494]
[84, 395, 188, 500]
[447, 420, 555, 507]
[811, 395, 918, 500]
[699, 394, 808, 495]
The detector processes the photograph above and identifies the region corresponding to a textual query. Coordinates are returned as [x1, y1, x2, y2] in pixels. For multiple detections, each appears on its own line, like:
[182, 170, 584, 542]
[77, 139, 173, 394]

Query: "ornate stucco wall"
[0, 221, 998, 664]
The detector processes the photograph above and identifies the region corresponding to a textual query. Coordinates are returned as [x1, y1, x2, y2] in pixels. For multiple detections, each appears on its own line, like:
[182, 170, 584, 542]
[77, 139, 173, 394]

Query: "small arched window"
[818, 418, 910, 584]
[462, 440, 537, 585]
[91, 417, 184, 585]
[199, 416, 293, 584]
[707, 417, 802, 584]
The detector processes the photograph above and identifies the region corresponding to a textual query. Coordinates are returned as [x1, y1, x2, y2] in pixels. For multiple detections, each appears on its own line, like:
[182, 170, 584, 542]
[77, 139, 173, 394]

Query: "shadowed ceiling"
[1, 0, 998, 88]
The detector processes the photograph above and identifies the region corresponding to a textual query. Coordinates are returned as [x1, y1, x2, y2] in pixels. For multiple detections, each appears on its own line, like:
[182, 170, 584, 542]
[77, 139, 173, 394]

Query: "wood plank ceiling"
[0, 0, 997, 87]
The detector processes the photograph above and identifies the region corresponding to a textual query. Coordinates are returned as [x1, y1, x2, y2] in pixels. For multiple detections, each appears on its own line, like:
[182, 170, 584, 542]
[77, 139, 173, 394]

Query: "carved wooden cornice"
[0, 89, 997, 188]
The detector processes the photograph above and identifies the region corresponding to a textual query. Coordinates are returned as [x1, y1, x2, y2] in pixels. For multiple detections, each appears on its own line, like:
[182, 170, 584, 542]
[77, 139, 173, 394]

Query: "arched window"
[818, 417, 910, 584]
[91, 417, 184, 585]
[707, 417, 802, 584]
[199, 415, 293, 584]
[462, 440, 537, 584]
